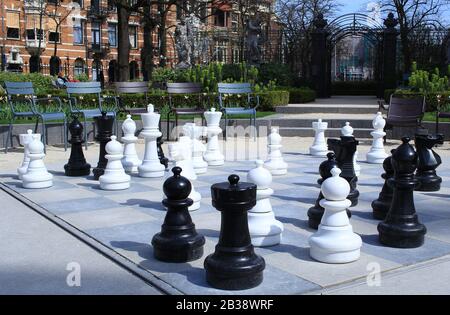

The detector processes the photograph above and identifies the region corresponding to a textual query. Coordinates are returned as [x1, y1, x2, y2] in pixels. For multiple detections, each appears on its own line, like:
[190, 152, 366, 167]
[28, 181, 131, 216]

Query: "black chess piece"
[152, 167, 205, 262]
[327, 136, 360, 207]
[372, 152, 395, 220]
[205, 175, 265, 290]
[378, 137, 427, 248]
[64, 116, 91, 176]
[93, 112, 114, 180]
[157, 136, 169, 169]
[415, 131, 444, 192]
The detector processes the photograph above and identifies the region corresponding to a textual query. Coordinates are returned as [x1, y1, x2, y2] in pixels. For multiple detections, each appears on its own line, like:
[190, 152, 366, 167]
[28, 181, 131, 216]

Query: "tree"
[381, 0, 448, 72]
[276, 0, 340, 79]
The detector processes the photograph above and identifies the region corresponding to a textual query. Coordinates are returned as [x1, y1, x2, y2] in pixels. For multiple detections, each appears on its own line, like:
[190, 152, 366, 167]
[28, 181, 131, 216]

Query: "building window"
[108, 23, 117, 47]
[216, 40, 228, 63]
[74, 58, 86, 77]
[47, 0, 59, 5]
[73, 19, 84, 44]
[48, 19, 60, 43]
[91, 21, 101, 46]
[129, 25, 137, 49]
[6, 11, 20, 39]
[214, 9, 226, 27]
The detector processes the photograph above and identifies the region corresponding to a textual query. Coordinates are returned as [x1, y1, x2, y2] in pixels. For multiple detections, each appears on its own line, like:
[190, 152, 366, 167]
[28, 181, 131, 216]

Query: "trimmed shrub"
[283, 87, 316, 104]
[0, 72, 54, 94]
[258, 63, 294, 87]
[257, 90, 290, 111]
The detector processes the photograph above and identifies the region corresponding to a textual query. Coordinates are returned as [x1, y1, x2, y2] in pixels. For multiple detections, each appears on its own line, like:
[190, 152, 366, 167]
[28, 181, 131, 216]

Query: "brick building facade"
[0, 0, 281, 82]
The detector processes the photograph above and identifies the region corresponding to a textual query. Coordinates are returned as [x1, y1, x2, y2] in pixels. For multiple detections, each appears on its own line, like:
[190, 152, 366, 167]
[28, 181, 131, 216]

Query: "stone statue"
[246, 15, 263, 66]
[175, 15, 191, 69]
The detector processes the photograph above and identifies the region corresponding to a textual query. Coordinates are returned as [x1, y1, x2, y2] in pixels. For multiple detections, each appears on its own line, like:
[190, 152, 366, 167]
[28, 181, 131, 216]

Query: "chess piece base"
[152, 236, 205, 263]
[188, 189, 201, 211]
[366, 152, 388, 164]
[22, 177, 53, 189]
[348, 189, 359, 207]
[205, 253, 265, 290]
[248, 212, 283, 247]
[415, 173, 442, 192]
[205, 159, 225, 166]
[371, 199, 391, 220]
[310, 147, 329, 157]
[93, 168, 105, 180]
[378, 222, 426, 248]
[138, 163, 166, 178]
[310, 247, 361, 264]
[193, 166, 208, 174]
[123, 165, 139, 173]
[64, 164, 91, 177]
[100, 181, 130, 191]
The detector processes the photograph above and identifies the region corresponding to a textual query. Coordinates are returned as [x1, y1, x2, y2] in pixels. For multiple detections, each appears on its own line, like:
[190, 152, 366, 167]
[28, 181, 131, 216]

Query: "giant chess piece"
[415, 131, 444, 192]
[121, 115, 141, 173]
[18, 130, 40, 180]
[64, 117, 91, 176]
[152, 167, 205, 262]
[205, 175, 265, 290]
[157, 136, 169, 169]
[99, 136, 131, 190]
[93, 112, 114, 180]
[309, 119, 329, 157]
[168, 136, 201, 211]
[247, 160, 284, 246]
[309, 167, 362, 263]
[327, 136, 360, 207]
[371, 153, 395, 220]
[366, 112, 388, 164]
[378, 137, 427, 248]
[203, 108, 225, 166]
[264, 127, 288, 176]
[341, 122, 361, 176]
[184, 123, 208, 174]
[22, 137, 53, 189]
[138, 104, 166, 178]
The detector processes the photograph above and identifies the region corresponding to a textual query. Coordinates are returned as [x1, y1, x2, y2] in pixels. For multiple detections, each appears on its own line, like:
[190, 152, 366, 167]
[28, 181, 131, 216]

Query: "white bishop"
[366, 112, 388, 164]
[309, 167, 362, 263]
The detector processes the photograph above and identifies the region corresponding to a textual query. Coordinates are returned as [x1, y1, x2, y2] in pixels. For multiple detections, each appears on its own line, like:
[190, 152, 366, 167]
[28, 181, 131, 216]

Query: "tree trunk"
[117, 4, 130, 81]
[142, 20, 154, 81]
[159, 8, 168, 67]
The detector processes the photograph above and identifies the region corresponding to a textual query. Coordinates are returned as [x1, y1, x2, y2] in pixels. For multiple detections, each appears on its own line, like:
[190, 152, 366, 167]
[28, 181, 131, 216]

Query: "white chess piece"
[168, 136, 201, 211]
[309, 167, 362, 263]
[183, 123, 208, 174]
[264, 127, 288, 175]
[341, 122, 361, 176]
[247, 160, 284, 247]
[22, 137, 53, 189]
[121, 115, 142, 173]
[18, 130, 41, 180]
[100, 136, 131, 190]
[203, 108, 225, 166]
[310, 119, 329, 156]
[138, 104, 165, 178]
[366, 112, 388, 164]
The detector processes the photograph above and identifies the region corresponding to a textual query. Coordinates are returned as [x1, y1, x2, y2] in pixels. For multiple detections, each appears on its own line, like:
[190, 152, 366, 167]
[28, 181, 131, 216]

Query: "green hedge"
[0, 72, 54, 95]
[282, 87, 316, 104]
[391, 90, 450, 112]
[332, 81, 378, 96]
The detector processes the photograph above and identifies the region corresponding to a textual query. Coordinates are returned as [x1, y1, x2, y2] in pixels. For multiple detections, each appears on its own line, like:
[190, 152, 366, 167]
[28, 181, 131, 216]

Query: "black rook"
[64, 116, 91, 176]
[152, 167, 205, 262]
[378, 137, 427, 248]
[93, 112, 114, 180]
[205, 175, 265, 290]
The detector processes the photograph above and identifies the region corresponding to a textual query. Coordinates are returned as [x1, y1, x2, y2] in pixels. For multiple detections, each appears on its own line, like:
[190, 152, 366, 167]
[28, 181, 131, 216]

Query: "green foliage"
[0, 72, 54, 94]
[282, 87, 316, 103]
[391, 89, 450, 112]
[408, 62, 449, 94]
[75, 73, 90, 82]
[257, 90, 290, 111]
[258, 63, 294, 87]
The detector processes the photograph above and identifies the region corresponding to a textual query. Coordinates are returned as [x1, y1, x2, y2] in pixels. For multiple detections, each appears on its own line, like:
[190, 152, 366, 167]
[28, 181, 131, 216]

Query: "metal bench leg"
[41, 119, 47, 154]
[34, 118, 39, 133]
[5, 118, 13, 154]
[84, 116, 88, 151]
[175, 114, 179, 141]
[224, 114, 228, 141]
[166, 112, 170, 142]
[64, 117, 68, 152]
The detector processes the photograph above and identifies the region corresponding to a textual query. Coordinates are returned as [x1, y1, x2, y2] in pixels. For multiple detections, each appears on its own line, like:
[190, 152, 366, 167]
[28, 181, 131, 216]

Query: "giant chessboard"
[2, 151, 450, 295]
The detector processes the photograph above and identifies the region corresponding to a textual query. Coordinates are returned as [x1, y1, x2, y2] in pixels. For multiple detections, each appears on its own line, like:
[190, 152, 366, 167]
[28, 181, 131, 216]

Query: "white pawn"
[310, 119, 329, 156]
[247, 160, 284, 247]
[366, 112, 388, 164]
[18, 130, 41, 180]
[183, 123, 208, 174]
[138, 104, 165, 178]
[264, 127, 288, 176]
[100, 136, 131, 190]
[309, 167, 362, 264]
[121, 115, 142, 173]
[22, 138, 53, 189]
[168, 136, 201, 211]
[341, 122, 361, 177]
[203, 108, 225, 166]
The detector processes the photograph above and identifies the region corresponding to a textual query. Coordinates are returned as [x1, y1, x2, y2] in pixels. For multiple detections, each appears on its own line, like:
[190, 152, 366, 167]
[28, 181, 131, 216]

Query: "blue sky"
[340, 0, 370, 14]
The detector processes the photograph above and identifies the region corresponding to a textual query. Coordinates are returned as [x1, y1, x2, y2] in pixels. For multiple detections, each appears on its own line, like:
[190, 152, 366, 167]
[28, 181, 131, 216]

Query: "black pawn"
[415, 131, 444, 192]
[64, 117, 91, 176]
[157, 136, 169, 169]
[152, 167, 205, 262]
[308, 152, 350, 229]
[327, 136, 360, 207]
[371, 152, 395, 220]
[378, 137, 427, 248]
[205, 175, 265, 290]
[93, 112, 114, 180]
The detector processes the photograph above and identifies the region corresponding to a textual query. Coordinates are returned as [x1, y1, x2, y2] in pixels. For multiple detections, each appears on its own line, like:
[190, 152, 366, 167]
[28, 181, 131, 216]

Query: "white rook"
[138, 104, 165, 178]
[310, 119, 329, 157]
